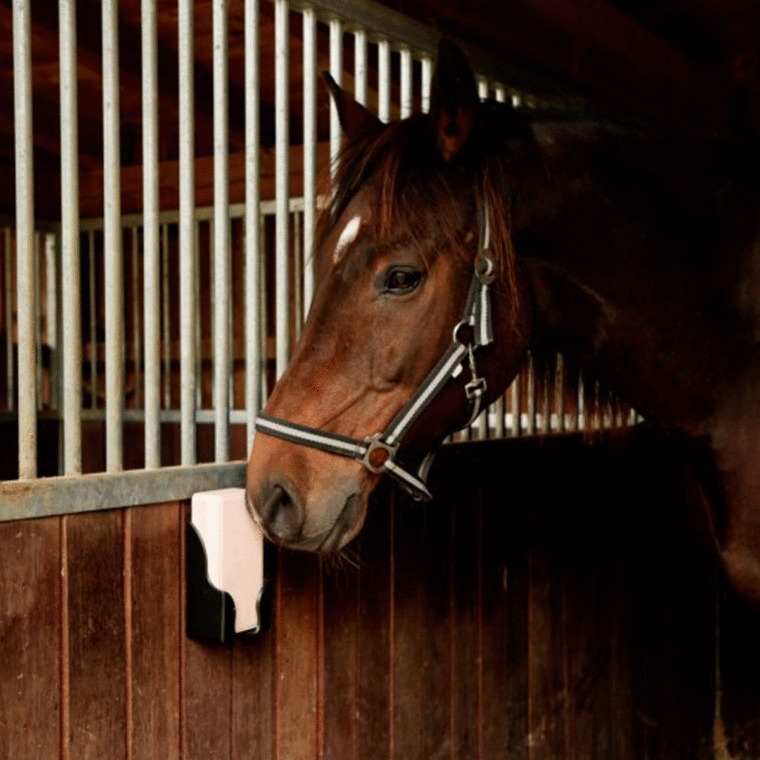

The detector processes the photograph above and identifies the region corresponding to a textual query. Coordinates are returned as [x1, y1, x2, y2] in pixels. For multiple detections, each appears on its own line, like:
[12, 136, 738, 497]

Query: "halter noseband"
[254, 204, 496, 502]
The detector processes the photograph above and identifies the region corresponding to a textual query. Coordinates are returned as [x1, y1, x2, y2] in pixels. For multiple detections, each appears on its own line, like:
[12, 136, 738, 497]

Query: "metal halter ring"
[360, 433, 399, 474]
[474, 250, 496, 285]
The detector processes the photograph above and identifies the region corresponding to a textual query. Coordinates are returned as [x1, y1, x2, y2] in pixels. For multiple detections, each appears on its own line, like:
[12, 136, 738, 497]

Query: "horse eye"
[384, 267, 423, 295]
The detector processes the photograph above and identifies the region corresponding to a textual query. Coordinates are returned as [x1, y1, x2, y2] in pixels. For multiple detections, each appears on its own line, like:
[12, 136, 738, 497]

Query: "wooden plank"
[322, 544, 359, 760]
[391, 488, 426, 760]
[0, 517, 61, 759]
[356, 484, 393, 760]
[422, 473, 453, 760]
[479, 456, 529, 760]
[275, 547, 321, 760]
[183, 502, 233, 760]
[450, 475, 481, 760]
[129, 503, 182, 760]
[66, 509, 127, 760]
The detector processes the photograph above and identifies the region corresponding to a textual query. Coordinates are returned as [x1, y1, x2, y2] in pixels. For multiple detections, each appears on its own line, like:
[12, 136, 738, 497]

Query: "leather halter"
[254, 203, 496, 501]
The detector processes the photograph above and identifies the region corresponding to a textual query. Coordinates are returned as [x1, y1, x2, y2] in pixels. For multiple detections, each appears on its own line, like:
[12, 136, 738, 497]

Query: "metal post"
[329, 18, 343, 172]
[302, 6, 316, 316]
[213, 0, 230, 460]
[88, 230, 97, 410]
[421, 54, 432, 113]
[13, 0, 36, 479]
[144, 0, 161, 468]
[130, 228, 141, 411]
[378, 38, 390, 123]
[354, 28, 367, 106]
[60, 0, 81, 473]
[245, 0, 261, 448]
[275, 0, 290, 380]
[400, 45, 412, 118]
[103, 0, 123, 472]
[3, 229, 12, 410]
[162, 223, 170, 410]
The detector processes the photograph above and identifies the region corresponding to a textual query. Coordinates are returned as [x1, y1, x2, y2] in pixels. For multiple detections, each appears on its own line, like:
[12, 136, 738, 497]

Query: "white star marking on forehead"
[333, 215, 362, 264]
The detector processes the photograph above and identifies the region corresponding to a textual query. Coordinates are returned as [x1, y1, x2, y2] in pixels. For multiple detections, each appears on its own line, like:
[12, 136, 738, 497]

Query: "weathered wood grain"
[0, 517, 61, 760]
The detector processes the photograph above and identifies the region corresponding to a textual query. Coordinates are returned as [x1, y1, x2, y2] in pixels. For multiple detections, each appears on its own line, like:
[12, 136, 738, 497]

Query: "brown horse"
[247, 40, 760, 604]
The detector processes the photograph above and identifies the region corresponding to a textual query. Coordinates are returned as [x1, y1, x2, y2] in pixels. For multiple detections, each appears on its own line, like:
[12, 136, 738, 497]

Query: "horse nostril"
[259, 483, 304, 543]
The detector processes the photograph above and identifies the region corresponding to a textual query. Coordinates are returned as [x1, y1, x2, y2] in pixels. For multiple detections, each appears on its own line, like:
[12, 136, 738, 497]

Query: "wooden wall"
[1, 428, 760, 759]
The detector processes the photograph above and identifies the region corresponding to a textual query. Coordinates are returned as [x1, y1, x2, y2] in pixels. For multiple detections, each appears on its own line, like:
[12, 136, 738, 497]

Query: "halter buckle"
[465, 376, 487, 401]
[360, 433, 399, 474]
[474, 250, 496, 285]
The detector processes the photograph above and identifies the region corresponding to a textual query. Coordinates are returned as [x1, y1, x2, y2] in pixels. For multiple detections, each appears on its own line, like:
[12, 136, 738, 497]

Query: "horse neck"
[509, 120, 760, 431]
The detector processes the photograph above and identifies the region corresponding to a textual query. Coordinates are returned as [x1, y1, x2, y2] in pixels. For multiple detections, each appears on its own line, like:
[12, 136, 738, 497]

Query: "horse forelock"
[313, 111, 521, 317]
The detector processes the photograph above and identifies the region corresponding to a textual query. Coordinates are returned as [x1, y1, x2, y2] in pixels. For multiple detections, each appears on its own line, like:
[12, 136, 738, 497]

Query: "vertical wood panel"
[130, 504, 182, 760]
[356, 488, 393, 760]
[275, 549, 321, 760]
[67, 510, 127, 760]
[322, 556, 359, 760]
[0, 518, 61, 759]
[392, 489, 426, 760]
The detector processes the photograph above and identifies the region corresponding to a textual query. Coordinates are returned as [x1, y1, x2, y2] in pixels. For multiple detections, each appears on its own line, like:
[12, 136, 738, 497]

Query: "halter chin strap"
[254, 204, 496, 502]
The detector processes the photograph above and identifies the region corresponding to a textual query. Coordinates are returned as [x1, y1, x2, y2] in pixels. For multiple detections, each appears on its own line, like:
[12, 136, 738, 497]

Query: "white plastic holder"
[187, 487, 268, 641]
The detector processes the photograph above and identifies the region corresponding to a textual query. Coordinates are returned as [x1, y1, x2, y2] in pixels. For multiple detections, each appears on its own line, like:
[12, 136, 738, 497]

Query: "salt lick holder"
[186, 488, 271, 642]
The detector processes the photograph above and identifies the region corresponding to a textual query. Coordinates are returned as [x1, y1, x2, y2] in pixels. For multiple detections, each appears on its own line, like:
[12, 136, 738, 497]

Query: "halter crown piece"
[254, 201, 496, 502]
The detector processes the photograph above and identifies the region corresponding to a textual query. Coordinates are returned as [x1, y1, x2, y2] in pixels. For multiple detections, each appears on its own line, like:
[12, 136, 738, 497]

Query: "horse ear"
[429, 40, 480, 162]
[323, 72, 382, 138]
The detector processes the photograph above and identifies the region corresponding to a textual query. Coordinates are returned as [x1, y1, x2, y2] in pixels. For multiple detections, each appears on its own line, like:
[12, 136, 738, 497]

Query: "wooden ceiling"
[1, 0, 759, 217]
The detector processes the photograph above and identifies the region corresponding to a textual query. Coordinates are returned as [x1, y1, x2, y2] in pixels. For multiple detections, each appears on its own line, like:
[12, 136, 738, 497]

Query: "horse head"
[247, 41, 531, 552]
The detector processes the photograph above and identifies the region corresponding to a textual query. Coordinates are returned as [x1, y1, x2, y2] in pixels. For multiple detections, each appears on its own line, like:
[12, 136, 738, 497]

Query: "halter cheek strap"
[254, 206, 496, 502]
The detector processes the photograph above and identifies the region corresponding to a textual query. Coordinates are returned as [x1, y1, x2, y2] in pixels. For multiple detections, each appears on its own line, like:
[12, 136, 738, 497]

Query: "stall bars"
[0, 0, 633, 520]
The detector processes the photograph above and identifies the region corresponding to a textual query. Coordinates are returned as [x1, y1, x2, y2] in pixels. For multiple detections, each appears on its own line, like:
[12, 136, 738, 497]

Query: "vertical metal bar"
[329, 17, 343, 173]
[162, 224, 170, 410]
[13, 0, 36, 478]
[421, 54, 432, 113]
[245, 0, 261, 448]
[526, 354, 536, 436]
[60, 0, 81, 473]
[377, 38, 390, 123]
[3, 228, 13, 410]
[213, 0, 231, 460]
[556, 353, 565, 433]
[494, 84, 506, 103]
[478, 76, 488, 101]
[274, 0, 290, 381]
[258, 213, 268, 400]
[400, 45, 412, 118]
[302, 6, 316, 316]
[130, 228, 141, 410]
[34, 232, 42, 410]
[494, 394, 505, 438]
[88, 230, 97, 409]
[103, 0, 123, 472]
[44, 233, 57, 411]
[510, 372, 521, 437]
[144, 0, 161, 467]
[195, 220, 202, 409]
[179, 0, 196, 464]
[354, 28, 367, 106]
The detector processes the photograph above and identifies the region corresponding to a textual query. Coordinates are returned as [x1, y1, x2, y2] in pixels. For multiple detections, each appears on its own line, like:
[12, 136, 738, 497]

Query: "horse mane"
[314, 104, 530, 319]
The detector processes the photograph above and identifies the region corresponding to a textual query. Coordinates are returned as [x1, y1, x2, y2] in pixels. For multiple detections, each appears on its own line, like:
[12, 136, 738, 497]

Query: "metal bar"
[131, 228, 141, 410]
[556, 353, 565, 433]
[400, 45, 412, 118]
[103, 0, 123, 472]
[34, 232, 41, 410]
[293, 212, 302, 335]
[526, 353, 536, 436]
[510, 372, 521, 437]
[0, 462, 248, 523]
[302, 5, 316, 316]
[44, 233, 58, 411]
[329, 17, 343, 172]
[13, 0, 37, 478]
[179, 0, 196, 465]
[378, 38, 390, 122]
[161, 223, 170, 409]
[494, 394, 505, 438]
[258, 213, 268, 401]
[3, 228, 12, 410]
[88, 230, 97, 410]
[195, 220, 202, 409]
[275, 0, 290, 381]
[421, 54, 432, 113]
[213, 0, 231, 460]
[144, 0, 161, 468]
[354, 27, 367, 106]
[246, 0, 261, 448]
[60, 0, 81, 473]
[478, 76, 488, 101]
[494, 84, 506, 103]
